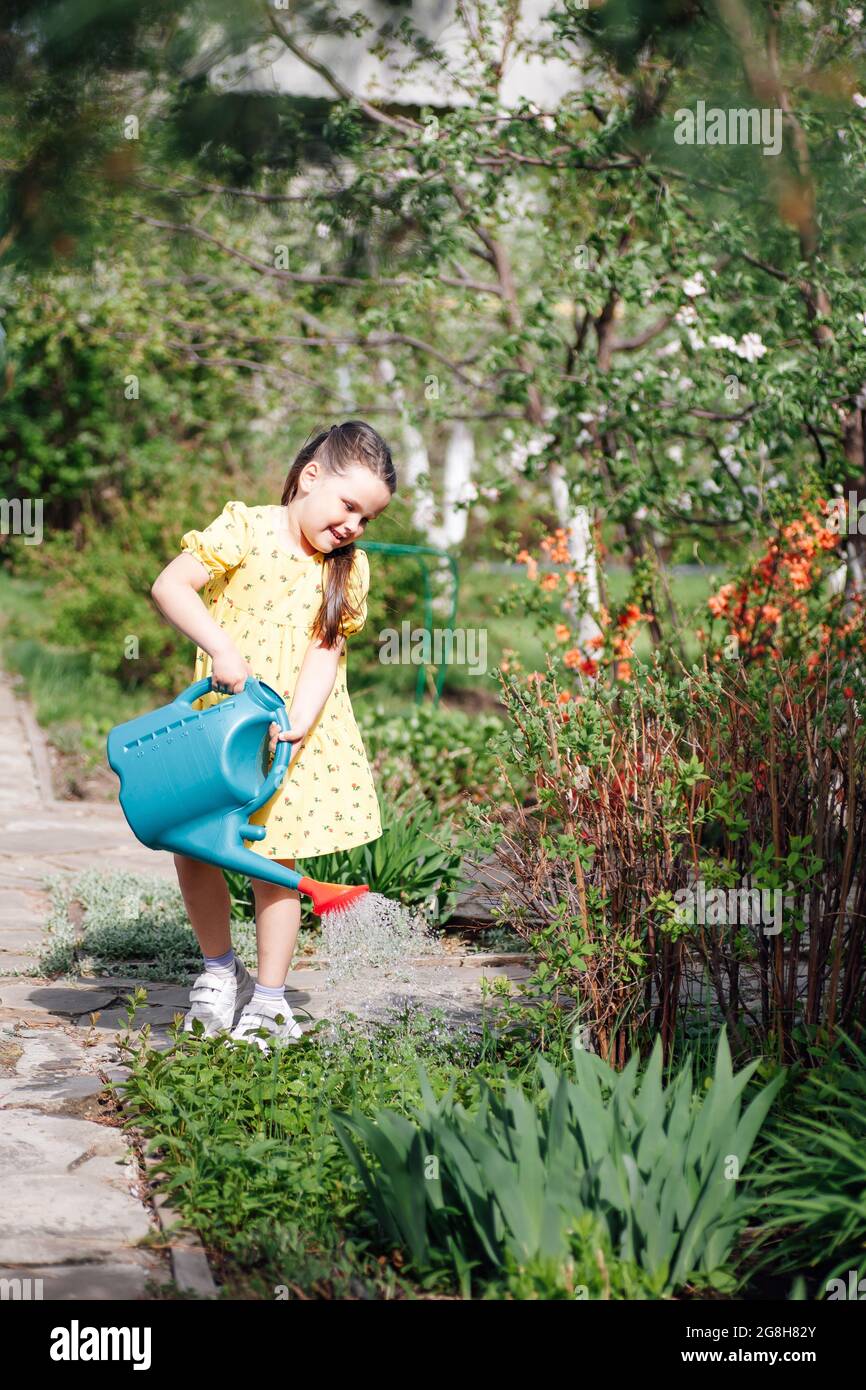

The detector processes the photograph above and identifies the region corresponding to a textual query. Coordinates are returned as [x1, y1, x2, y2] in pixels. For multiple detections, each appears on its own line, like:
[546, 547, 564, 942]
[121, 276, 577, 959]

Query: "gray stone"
[0, 1071, 105, 1108]
[0, 1174, 155, 1264]
[0, 1256, 168, 1300]
[0, 956, 42, 976]
[0, 928, 41, 949]
[0, 983, 122, 1016]
[0, 1109, 126, 1176]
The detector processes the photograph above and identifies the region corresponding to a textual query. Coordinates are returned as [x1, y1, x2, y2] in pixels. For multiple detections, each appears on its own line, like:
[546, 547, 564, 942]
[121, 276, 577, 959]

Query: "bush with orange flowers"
[464, 516, 866, 1071]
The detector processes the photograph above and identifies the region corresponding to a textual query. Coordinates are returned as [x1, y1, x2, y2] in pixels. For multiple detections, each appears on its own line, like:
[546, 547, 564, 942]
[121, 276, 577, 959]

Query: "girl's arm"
[151, 554, 252, 691]
[269, 634, 346, 757]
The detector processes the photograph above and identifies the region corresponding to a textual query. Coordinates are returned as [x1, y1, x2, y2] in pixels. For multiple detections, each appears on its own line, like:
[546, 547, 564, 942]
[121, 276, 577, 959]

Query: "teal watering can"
[106, 676, 368, 917]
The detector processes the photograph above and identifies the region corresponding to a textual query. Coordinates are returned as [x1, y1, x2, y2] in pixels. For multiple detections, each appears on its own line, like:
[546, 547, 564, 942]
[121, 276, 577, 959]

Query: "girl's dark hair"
[281, 421, 396, 647]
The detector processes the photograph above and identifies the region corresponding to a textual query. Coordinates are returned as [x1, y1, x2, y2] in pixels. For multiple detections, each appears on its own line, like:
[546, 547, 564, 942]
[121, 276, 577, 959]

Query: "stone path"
[0, 670, 528, 1299]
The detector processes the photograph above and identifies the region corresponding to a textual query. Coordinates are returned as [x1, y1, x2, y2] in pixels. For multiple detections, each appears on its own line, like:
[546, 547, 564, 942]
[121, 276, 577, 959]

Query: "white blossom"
[853, 92, 866, 108]
[682, 271, 707, 298]
[667, 444, 684, 464]
[735, 332, 768, 362]
[846, 7, 863, 26]
[856, 311, 866, 335]
[315, 222, 330, 238]
[674, 304, 699, 325]
[709, 333, 738, 351]
[529, 432, 555, 455]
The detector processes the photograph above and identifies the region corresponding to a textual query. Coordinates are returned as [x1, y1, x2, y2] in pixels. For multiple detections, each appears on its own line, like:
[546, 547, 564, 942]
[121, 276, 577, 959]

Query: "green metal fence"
[357, 540, 459, 706]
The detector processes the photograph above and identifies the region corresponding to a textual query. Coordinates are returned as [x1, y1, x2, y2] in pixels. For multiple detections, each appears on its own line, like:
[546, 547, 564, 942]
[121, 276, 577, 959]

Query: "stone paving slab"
[0, 1258, 165, 1300]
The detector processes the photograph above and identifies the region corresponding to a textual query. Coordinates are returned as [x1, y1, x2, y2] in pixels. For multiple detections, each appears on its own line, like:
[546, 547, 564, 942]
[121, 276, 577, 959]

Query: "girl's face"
[295, 460, 392, 553]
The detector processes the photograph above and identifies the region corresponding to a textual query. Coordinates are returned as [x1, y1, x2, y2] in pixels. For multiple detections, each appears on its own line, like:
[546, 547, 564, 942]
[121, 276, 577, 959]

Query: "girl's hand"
[268, 720, 309, 760]
[211, 647, 254, 694]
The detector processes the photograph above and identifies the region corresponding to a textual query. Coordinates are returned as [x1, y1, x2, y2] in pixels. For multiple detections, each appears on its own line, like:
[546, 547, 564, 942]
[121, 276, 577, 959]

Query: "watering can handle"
[174, 676, 295, 801]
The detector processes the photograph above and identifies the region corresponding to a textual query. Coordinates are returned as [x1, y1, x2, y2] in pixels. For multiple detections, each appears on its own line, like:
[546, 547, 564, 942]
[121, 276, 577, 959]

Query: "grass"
[114, 992, 803, 1301]
[116, 997, 492, 1299]
[35, 868, 322, 983]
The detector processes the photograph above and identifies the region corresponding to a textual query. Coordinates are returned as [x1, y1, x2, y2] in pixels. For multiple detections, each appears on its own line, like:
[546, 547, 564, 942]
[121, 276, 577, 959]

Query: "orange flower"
[760, 604, 782, 625]
[540, 531, 570, 564]
[563, 648, 582, 669]
[540, 572, 559, 591]
[616, 661, 633, 681]
[586, 634, 605, 651]
[598, 604, 610, 629]
[555, 623, 571, 642]
[557, 690, 571, 704]
[617, 603, 642, 629]
[708, 583, 735, 617]
[578, 657, 599, 677]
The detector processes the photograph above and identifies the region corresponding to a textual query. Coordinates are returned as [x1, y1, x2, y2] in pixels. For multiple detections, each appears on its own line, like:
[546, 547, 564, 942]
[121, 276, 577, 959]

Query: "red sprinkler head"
[297, 876, 369, 918]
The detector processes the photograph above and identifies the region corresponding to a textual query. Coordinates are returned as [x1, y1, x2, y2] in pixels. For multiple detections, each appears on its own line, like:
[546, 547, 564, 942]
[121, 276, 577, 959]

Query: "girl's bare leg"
[173, 853, 232, 957]
[251, 860, 301, 988]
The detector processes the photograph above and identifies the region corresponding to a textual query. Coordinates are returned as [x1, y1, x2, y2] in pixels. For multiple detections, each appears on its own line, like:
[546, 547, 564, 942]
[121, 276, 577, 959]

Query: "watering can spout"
[106, 676, 370, 918]
[296, 877, 370, 917]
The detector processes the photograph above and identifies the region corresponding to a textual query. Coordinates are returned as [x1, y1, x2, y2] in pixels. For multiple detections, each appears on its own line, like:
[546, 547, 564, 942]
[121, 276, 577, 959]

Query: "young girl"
[150, 421, 396, 1052]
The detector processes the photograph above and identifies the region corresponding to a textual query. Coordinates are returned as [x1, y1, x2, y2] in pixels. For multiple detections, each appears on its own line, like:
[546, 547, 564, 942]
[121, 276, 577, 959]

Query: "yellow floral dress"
[179, 499, 382, 861]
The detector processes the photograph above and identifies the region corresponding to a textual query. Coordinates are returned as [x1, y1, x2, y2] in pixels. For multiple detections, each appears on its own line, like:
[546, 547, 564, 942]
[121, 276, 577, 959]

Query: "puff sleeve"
[340, 548, 370, 638]
[180, 499, 252, 579]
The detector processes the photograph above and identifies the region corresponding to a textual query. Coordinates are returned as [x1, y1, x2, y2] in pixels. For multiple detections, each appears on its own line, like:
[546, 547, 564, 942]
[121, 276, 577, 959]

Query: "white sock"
[204, 950, 237, 976]
[252, 983, 287, 1007]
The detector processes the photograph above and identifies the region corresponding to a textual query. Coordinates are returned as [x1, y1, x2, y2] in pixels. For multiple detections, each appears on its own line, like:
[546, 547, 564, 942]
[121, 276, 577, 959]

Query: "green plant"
[331, 1026, 784, 1298]
[115, 1001, 488, 1300]
[747, 1036, 866, 1290]
[357, 702, 524, 813]
[464, 630, 866, 1066]
[38, 867, 261, 983]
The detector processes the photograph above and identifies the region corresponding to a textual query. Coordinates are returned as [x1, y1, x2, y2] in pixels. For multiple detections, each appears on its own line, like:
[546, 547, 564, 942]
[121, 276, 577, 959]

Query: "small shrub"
[331, 1026, 784, 1298]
